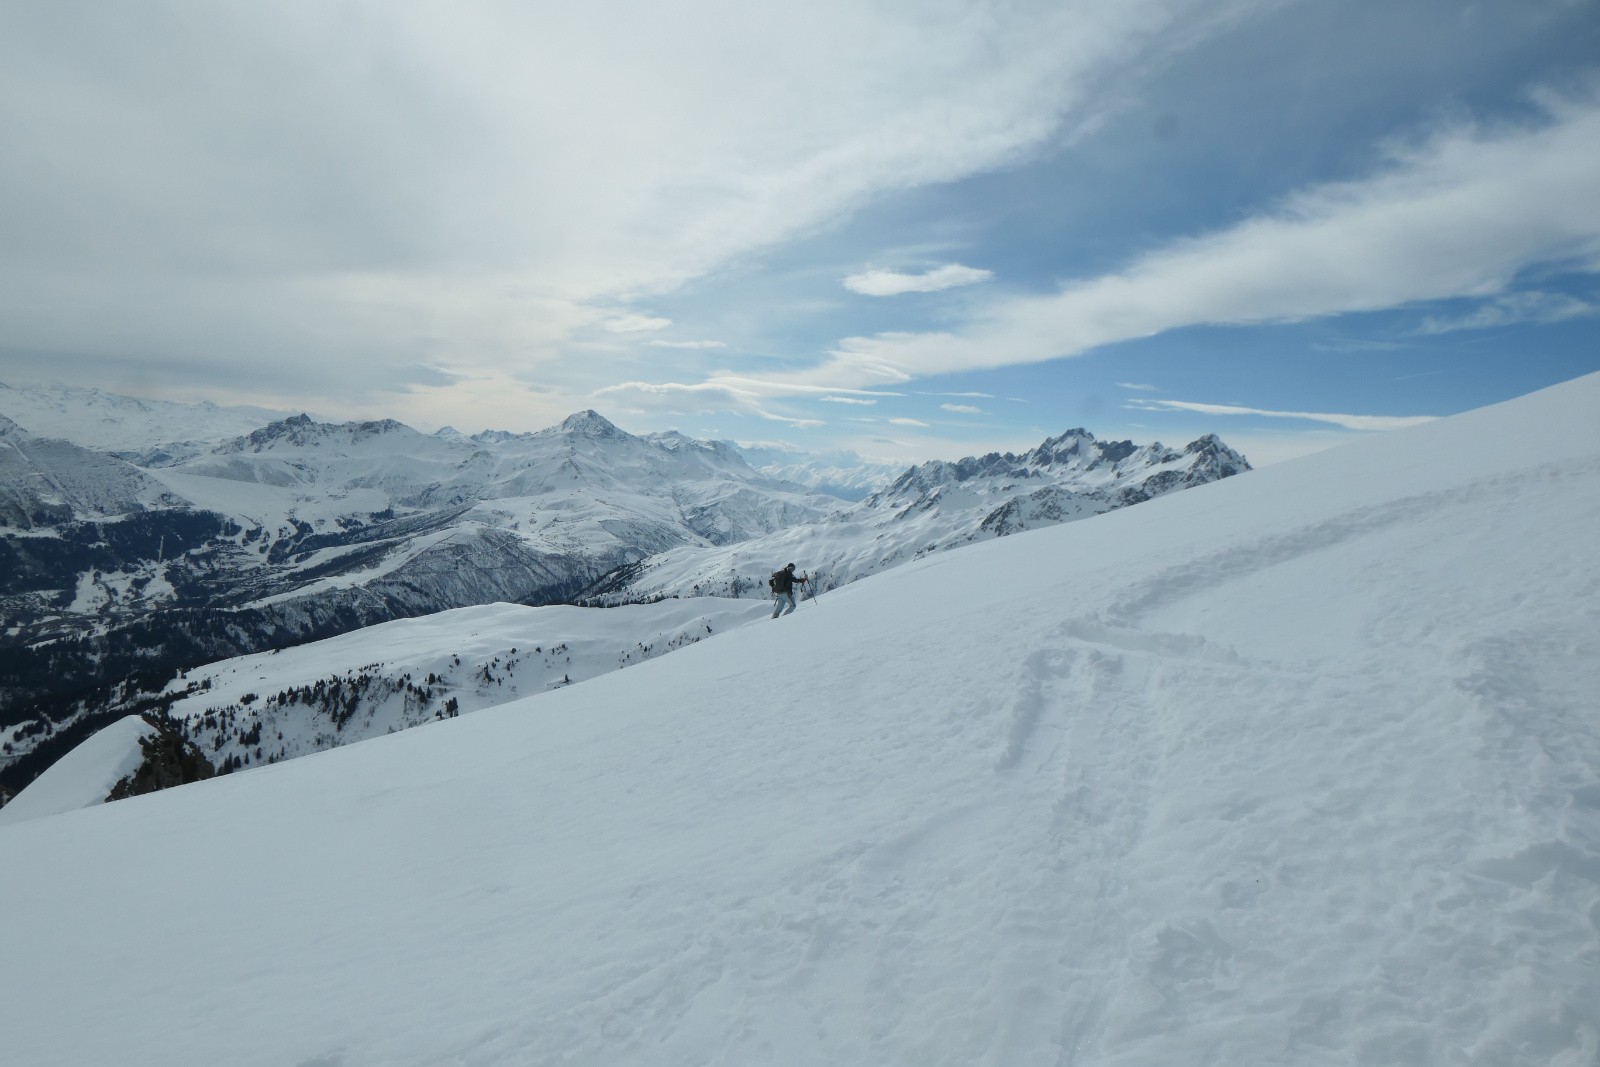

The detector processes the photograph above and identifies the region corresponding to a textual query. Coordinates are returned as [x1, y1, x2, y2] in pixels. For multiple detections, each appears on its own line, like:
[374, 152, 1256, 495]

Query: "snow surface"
[1, 374, 1598, 1066]
[0, 715, 154, 826]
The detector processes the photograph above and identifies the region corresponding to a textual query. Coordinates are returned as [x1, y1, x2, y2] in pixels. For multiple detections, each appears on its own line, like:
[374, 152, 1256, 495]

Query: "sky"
[0, 1, 1597, 467]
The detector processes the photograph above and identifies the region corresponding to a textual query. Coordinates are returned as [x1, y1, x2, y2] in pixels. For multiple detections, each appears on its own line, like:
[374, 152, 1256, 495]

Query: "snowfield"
[1, 374, 1598, 1066]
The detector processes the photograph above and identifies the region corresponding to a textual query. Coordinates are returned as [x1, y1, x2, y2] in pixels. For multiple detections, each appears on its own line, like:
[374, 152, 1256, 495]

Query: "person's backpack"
[769, 570, 784, 595]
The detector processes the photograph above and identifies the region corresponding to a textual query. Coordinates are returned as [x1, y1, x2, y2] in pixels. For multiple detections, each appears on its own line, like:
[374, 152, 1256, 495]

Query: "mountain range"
[581, 427, 1249, 603]
[0, 381, 1247, 799]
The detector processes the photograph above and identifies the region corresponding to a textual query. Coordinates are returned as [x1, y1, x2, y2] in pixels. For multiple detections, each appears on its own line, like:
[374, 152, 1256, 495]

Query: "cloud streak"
[603, 315, 673, 333]
[1415, 291, 1595, 334]
[593, 376, 900, 428]
[1126, 398, 1437, 432]
[802, 90, 1600, 386]
[843, 264, 994, 296]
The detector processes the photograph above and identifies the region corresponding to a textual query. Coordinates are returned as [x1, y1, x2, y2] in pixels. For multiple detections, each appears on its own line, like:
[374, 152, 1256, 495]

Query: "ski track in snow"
[2, 378, 1600, 1065]
[984, 453, 1600, 1065]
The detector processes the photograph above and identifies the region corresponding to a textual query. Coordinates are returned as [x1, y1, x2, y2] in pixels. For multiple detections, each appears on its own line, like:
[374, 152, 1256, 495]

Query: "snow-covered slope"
[0, 715, 155, 826]
[162, 597, 772, 775]
[0, 414, 183, 527]
[587, 427, 1248, 602]
[0, 598, 773, 817]
[0, 371, 1593, 1062]
[2, 374, 1597, 1066]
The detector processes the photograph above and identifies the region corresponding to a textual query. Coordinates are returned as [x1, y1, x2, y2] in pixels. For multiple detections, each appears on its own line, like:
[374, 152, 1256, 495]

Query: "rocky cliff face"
[105, 718, 216, 801]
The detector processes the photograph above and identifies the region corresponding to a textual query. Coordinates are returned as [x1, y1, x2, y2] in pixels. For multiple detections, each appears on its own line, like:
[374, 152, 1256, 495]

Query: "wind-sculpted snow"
[2, 374, 1596, 1066]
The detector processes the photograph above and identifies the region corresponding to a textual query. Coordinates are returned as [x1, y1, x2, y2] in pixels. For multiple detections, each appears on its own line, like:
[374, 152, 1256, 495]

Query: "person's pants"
[771, 592, 796, 618]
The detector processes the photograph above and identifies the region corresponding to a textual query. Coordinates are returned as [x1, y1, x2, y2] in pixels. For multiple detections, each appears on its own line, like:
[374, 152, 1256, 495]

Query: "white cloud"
[603, 314, 673, 333]
[801, 90, 1600, 387]
[1415, 290, 1595, 334]
[1126, 398, 1436, 432]
[889, 417, 931, 427]
[645, 339, 728, 349]
[1117, 382, 1160, 392]
[594, 376, 903, 428]
[843, 264, 994, 296]
[0, 0, 1241, 407]
[941, 403, 982, 414]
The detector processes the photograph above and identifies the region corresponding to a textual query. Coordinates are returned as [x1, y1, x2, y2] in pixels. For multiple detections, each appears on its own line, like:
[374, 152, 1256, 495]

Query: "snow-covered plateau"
[2, 373, 1598, 1065]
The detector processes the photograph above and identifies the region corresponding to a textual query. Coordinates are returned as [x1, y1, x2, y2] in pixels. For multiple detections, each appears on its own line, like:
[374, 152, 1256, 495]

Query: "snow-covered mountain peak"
[647, 430, 749, 466]
[1031, 426, 1097, 458]
[1185, 431, 1238, 457]
[556, 409, 627, 438]
[221, 414, 426, 454]
[225, 413, 319, 451]
[468, 428, 533, 444]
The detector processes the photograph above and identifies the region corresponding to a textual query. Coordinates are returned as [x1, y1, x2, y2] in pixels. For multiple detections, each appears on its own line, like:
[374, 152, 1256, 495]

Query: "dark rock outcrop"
[106, 717, 216, 801]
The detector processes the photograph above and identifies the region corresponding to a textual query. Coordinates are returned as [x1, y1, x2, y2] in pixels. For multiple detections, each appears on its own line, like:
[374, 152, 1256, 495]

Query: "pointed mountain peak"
[1031, 427, 1098, 463]
[352, 418, 410, 437]
[227, 413, 328, 452]
[558, 410, 625, 438]
[1184, 433, 1252, 474]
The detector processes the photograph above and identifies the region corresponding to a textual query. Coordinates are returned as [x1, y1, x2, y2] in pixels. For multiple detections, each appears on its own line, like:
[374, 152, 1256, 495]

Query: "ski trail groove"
[1105, 456, 1600, 630]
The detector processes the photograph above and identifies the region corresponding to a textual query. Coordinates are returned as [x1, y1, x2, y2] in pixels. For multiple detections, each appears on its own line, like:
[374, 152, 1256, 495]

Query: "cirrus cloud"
[800, 89, 1600, 388]
[843, 263, 995, 296]
[1415, 290, 1596, 335]
[1126, 397, 1436, 432]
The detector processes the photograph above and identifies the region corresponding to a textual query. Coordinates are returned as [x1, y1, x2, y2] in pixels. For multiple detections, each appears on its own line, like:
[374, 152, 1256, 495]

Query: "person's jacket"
[771, 569, 806, 595]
